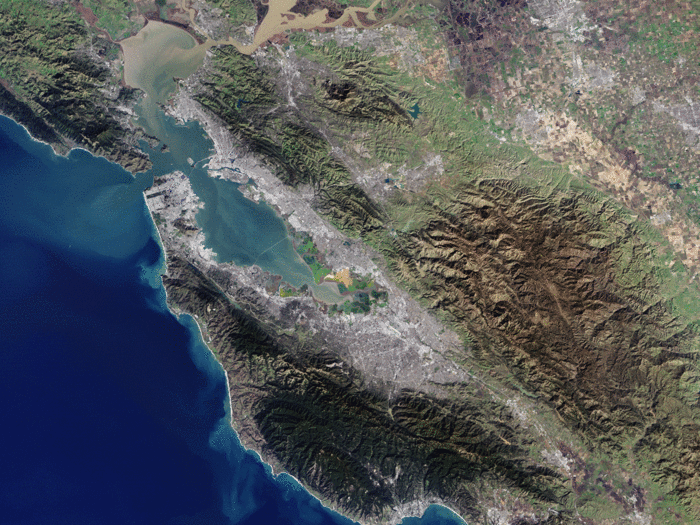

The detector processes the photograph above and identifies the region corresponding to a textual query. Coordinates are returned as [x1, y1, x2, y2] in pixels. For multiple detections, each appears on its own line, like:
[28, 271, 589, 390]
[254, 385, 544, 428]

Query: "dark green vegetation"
[8, 0, 700, 521]
[80, 0, 143, 41]
[327, 291, 370, 314]
[0, 81, 62, 146]
[209, 0, 258, 26]
[293, 234, 388, 311]
[194, 14, 700, 519]
[328, 287, 388, 314]
[294, 235, 332, 283]
[331, 275, 388, 314]
[339, 273, 373, 292]
[162, 255, 572, 523]
[0, 0, 149, 171]
[279, 283, 307, 297]
[196, 47, 387, 236]
[303, 253, 332, 283]
[305, 254, 331, 284]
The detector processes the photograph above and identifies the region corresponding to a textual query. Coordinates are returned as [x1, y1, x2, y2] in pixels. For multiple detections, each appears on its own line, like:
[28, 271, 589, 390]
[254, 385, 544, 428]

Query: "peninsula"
[4, 0, 700, 524]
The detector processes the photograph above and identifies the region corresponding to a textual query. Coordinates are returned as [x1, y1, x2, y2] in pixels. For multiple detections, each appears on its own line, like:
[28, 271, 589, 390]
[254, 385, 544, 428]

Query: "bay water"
[0, 16, 465, 524]
[0, 115, 350, 525]
[122, 19, 343, 302]
[0, 115, 467, 524]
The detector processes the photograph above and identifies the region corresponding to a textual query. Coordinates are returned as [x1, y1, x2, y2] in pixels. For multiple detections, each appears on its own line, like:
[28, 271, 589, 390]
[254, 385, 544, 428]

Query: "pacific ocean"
[0, 115, 465, 525]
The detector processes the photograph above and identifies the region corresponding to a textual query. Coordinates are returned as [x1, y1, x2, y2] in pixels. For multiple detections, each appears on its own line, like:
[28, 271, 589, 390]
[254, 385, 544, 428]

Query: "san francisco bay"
[0, 15, 467, 523]
[0, 115, 355, 525]
[0, 114, 466, 524]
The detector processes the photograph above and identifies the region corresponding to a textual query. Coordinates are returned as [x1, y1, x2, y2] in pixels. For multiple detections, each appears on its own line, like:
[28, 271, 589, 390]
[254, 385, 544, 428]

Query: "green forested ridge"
[0, 0, 149, 171]
[79, 0, 142, 41]
[6, 0, 700, 522]
[193, 26, 700, 522]
[196, 47, 385, 235]
[163, 256, 572, 523]
[381, 175, 700, 512]
[208, 0, 258, 27]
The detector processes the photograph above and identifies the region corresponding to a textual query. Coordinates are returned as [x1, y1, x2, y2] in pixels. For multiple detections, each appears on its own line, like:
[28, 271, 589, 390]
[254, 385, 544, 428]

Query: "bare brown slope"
[383, 178, 700, 511]
[161, 255, 571, 524]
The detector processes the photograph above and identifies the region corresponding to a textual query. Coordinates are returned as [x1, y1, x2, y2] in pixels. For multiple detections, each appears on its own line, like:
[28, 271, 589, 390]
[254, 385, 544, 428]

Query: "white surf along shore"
[120, 11, 556, 525]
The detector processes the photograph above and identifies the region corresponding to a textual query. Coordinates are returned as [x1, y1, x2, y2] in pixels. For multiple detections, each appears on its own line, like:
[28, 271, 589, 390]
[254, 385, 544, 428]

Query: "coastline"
[6, 0, 700, 520]
[1, 82, 471, 525]
[168, 305, 354, 523]
[164, 291, 465, 525]
[0, 112, 82, 163]
[138, 146, 426, 525]
[0, 110, 370, 524]
[142, 99, 480, 524]
[0, 105, 151, 177]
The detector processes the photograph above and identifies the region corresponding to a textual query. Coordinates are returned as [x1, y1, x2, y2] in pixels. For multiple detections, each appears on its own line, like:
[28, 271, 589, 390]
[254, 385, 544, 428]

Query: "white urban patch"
[653, 97, 700, 144]
[529, 0, 596, 42]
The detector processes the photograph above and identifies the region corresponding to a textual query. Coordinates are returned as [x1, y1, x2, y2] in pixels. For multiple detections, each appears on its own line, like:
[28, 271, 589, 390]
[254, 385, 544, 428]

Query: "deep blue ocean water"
[0, 115, 466, 525]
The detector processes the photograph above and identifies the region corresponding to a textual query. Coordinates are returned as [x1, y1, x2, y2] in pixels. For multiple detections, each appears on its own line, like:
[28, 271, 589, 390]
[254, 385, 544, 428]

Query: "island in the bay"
[3, 0, 700, 524]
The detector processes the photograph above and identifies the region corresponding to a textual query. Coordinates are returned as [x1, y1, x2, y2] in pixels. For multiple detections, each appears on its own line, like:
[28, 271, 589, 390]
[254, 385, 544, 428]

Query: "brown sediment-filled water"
[176, 0, 406, 55]
[235, 0, 381, 53]
[120, 20, 347, 305]
[122, 0, 406, 92]
[121, 20, 207, 104]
